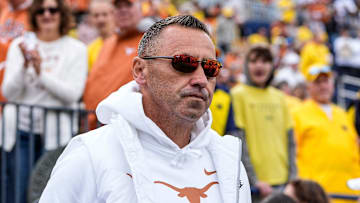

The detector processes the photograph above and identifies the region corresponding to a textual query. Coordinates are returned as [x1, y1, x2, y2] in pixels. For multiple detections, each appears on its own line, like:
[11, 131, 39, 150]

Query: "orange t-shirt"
[83, 32, 143, 128]
[65, 0, 90, 12]
[0, 3, 30, 101]
[83, 32, 143, 111]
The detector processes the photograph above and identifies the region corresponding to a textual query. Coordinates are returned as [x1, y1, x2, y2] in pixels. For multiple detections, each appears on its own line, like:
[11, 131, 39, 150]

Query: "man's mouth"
[186, 94, 206, 100]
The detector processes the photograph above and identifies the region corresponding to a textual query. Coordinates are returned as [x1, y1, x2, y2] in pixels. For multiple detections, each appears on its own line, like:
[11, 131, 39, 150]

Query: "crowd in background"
[0, 0, 360, 202]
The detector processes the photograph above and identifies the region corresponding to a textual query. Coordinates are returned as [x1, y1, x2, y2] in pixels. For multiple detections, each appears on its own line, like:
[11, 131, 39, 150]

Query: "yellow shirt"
[87, 37, 104, 72]
[231, 84, 292, 185]
[297, 26, 313, 44]
[277, 0, 296, 23]
[247, 34, 269, 45]
[299, 41, 330, 76]
[293, 100, 360, 203]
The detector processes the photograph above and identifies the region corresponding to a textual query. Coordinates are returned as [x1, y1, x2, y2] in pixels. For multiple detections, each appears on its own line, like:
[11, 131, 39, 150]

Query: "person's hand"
[19, 42, 31, 68]
[29, 49, 42, 75]
[256, 181, 273, 197]
[19, 43, 42, 75]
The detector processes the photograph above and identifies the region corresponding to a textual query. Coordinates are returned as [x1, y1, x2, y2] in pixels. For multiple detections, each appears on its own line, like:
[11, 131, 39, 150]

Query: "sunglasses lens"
[202, 60, 221, 77]
[36, 8, 45, 15]
[49, 8, 59, 14]
[170, 55, 221, 77]
[36, 7, 59, 15]
[172, 55, 198, 73]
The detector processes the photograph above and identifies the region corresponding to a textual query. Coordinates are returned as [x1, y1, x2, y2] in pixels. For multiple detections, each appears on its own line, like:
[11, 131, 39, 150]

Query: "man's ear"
[133, 57, 147, 85]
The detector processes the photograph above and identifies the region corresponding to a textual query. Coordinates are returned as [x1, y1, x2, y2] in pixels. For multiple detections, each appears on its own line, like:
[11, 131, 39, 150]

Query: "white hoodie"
[40, 81, 251, 203]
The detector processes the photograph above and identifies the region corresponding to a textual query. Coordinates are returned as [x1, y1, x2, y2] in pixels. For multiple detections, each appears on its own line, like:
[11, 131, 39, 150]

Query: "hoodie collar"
[96, 81, 214, 167]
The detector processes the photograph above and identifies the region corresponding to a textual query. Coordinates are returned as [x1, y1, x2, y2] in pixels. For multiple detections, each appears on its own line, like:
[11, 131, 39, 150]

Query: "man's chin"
[180, 108, 206, 122]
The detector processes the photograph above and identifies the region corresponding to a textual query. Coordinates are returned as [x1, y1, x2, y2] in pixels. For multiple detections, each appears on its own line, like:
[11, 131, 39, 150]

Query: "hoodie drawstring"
[171, 148, 202, 168]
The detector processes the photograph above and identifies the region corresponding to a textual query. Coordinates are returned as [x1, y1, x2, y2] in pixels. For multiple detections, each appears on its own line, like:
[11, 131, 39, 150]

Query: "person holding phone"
[2, 0, 87, 202]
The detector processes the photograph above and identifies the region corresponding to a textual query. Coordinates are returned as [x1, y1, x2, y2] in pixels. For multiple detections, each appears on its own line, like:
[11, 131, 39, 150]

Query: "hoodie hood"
[244, 61, 275, 88]
[96, 81, 214, 151]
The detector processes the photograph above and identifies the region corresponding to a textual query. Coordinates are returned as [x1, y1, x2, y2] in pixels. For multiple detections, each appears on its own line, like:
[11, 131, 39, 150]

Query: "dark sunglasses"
[141, 54, 222, 77]
[35, 7, 60, 15]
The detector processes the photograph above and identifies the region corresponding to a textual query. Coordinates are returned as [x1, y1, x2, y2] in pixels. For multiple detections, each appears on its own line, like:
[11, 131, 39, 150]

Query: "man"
[0, 0, 31, 101]
[83, 0, 145, 128]
[293, 64, 360, 203]
[231, 46, 296, 201]
[39, 15, 251, 202]
[87, 0, 115, 71]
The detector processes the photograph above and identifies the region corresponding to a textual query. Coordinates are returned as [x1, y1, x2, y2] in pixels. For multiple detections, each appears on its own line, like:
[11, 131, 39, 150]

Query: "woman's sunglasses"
[35, 7, 60, 15]
[141, 54, 222, 77]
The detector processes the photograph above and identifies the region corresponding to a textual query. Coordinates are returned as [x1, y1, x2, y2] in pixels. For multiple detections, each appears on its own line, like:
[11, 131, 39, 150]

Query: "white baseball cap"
[347, 178, 360, 190]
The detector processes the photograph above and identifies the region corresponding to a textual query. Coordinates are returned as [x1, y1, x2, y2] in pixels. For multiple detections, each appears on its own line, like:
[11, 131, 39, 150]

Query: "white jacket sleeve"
[2, 38, 27, 101]
[38, 42, 88, 104]
[39, 137, 97, 203]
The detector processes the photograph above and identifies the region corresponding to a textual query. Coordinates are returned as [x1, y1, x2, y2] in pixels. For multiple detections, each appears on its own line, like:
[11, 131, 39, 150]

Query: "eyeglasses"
[141, 54, 222, 77]
[35, 7, 60, 15]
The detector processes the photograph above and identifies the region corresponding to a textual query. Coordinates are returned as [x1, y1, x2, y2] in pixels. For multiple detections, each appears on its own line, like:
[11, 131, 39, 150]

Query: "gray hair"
[138, 15, 210, 57]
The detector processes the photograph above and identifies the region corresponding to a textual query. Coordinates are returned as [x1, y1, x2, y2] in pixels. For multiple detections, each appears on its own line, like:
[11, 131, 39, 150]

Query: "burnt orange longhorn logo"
[154, 181, 219, 203]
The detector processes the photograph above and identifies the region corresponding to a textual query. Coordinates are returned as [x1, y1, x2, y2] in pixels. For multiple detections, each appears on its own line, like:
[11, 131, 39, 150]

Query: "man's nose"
[189, 64, 208, 88]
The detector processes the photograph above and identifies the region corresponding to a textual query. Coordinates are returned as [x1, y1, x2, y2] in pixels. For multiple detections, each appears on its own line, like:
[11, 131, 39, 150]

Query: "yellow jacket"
[293, 100, 360, 203]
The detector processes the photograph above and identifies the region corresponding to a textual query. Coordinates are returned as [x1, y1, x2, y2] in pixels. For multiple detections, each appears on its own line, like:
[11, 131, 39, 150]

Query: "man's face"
[247, 55, 273, 87]
[90, 2, 114, 36]
[114, 1, 142, 32]
[142, 26, 217, 123]
[308, 74, 334, 104]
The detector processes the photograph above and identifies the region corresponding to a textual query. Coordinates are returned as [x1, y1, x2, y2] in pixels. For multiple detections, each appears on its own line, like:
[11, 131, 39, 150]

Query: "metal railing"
[0, 102, 98, 203]
[337, 74, 360, 108]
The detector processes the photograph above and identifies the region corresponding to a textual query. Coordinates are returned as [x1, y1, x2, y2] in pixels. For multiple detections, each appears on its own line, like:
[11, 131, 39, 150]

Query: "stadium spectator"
[334, 26, 355, 67]
[1, 0, 87, 202]
[39, 15, 252, 203]
[83, 0, 145, 129]
[231, 46, 296, 202]
[87, 0, 115, 71]
[0, 0, 32, 102]
[299, 31, 332, 76]
[274, 51, 304, 90]
[247, 27, 269, 45]
[292, 64, 360, 203]
[261, 193, 296, 203]
[273, 51, 304, 113]
[216, 6, 237, 54]
[292, 82, 307, 100]
[65, 0, 90, 13]
[284, 179, 330, 203]
[334, 27, 360, 78]
[210, 68, 237, 136]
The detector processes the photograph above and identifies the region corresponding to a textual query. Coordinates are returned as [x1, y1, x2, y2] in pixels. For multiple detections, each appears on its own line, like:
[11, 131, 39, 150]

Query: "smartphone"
[23, 32, 37, 51]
